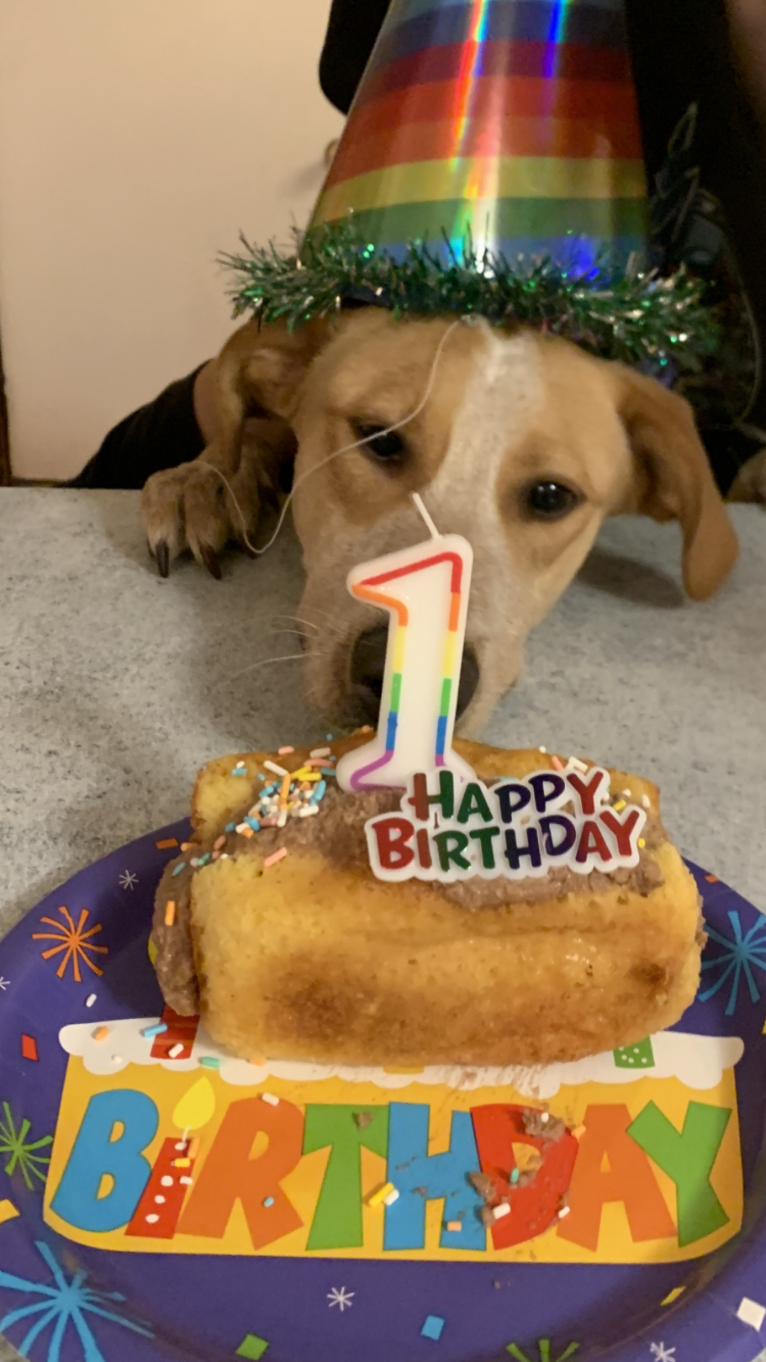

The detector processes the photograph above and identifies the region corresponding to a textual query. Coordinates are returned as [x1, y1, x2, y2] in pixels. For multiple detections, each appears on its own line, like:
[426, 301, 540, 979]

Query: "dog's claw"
[201, 545, 222, 580]
[155, 540, 170, 578]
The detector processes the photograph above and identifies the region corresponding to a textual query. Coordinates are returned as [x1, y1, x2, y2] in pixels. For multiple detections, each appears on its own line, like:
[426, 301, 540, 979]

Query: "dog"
[140, 310, 738, 735]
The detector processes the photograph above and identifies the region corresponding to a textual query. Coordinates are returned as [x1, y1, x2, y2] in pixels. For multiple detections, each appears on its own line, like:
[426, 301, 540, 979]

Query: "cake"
[151, 737, 704, 1067]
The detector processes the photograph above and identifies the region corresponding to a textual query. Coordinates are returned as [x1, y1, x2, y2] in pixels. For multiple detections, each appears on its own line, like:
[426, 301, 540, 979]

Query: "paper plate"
[0, 822, 765, 1362]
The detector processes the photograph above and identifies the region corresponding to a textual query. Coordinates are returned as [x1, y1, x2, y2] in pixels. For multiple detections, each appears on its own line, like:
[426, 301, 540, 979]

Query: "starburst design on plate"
[118, 870, 138, 890]
[507, 1340, 579, 1362]
[32, 906, 108, 983]
[649, 1345, 676, 1362]
[327, 1286, 354, 1312]
[0, 1239, 153, 1361]
[0, 1103, 52, 1190]
[698, 909, 766, 1016]
[0, 979, 8, 992]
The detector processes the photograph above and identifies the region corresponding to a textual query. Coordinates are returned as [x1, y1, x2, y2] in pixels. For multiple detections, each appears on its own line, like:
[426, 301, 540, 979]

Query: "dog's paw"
[729, 448, 766, 505]
[141, 455, 261, 579]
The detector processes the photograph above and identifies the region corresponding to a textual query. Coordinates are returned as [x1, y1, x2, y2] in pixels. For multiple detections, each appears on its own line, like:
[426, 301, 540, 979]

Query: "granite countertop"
[0, 487, 764, 1362]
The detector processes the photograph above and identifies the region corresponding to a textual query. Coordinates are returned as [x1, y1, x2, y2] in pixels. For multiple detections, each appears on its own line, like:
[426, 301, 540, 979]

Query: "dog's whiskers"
[265, 628, 309, 642]
[230, 652, 304, 682]
[267, 613, 321, 635]
[288, 607, 348, 641]
[270, 612, 347, 645]
[289, 613, 333, 636]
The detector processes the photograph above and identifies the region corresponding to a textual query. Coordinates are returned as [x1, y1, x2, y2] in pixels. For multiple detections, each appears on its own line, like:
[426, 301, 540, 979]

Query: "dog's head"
[244, 309, 737, 733]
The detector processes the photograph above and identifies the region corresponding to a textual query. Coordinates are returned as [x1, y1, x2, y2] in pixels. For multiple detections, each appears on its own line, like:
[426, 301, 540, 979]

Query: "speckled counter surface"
[0, 488, 764, 1361]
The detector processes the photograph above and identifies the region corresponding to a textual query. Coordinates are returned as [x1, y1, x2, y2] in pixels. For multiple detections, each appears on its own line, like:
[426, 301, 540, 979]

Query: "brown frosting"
[151, 783, 668, 1017]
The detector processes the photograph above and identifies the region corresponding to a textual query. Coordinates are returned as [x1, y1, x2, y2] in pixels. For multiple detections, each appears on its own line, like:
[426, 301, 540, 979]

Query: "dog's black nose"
[350, 625, 480, 724]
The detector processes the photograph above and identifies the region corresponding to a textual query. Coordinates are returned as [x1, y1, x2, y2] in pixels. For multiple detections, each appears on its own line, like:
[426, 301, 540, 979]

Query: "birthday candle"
[125, 1077, 215, 1240]
[336, 534, 475, 792]
[125, 1135, 198, 1239]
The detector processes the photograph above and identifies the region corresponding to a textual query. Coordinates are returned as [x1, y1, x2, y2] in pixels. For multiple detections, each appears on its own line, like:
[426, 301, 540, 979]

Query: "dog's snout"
[456, 646, 480, 717]
[349, 625, 387, 723]
[350, 626, 480, 722]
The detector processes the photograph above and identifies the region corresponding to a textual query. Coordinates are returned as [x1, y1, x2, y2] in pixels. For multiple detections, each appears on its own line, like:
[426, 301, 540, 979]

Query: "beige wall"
[0, 0, 343, 479]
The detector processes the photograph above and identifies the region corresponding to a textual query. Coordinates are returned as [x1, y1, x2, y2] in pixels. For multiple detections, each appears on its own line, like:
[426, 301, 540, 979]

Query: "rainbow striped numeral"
[336, 534, 475, 792]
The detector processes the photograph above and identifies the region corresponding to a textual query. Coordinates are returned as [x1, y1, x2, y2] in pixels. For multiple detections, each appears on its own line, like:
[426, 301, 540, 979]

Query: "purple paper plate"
[0, 822, 765, 1362]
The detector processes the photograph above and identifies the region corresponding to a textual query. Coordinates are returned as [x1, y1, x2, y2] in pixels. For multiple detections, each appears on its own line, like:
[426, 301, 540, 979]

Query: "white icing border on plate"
[59, 1020, 744, 1098]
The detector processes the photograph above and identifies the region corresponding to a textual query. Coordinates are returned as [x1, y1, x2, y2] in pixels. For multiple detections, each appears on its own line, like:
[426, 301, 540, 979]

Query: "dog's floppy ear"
[613, 365, 738, 600]
[233, 316, 333, 424]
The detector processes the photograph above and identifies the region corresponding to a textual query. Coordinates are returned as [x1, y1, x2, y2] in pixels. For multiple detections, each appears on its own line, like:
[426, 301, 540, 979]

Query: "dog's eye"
[354, 423, 406, 463]
[522, 480, 581, 520]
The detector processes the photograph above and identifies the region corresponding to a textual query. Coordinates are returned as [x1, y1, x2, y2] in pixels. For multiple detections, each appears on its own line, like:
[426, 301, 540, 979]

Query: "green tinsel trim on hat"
[220, 219, 719, 371]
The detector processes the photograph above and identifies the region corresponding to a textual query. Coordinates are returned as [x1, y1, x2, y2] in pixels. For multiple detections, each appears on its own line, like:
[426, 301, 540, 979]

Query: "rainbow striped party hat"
[308, 0, 648, 272]
[222, 0, 717, 371]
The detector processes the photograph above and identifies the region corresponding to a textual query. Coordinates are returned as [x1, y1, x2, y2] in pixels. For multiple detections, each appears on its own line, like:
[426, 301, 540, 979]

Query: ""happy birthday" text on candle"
[366, 768, 647, 883]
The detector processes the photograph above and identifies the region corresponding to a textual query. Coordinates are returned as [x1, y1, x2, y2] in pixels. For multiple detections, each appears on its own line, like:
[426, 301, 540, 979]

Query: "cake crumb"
[522, 1109, 566, 1141]
[469, 1171, 495, 1201]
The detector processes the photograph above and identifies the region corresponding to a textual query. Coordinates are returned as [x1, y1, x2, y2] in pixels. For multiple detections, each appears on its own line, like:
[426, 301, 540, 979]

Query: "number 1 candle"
[336, 534, 475, 792]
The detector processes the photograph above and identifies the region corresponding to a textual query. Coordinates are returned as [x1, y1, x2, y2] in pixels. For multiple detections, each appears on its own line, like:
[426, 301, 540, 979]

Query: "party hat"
[308, 0, 648, 272]
[222, 0, 717, 370]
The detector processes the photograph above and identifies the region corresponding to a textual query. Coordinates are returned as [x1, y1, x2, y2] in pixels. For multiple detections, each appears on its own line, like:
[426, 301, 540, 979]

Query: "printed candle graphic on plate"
[125, 1078, 214, 1239]
[336, 534, 475, 791]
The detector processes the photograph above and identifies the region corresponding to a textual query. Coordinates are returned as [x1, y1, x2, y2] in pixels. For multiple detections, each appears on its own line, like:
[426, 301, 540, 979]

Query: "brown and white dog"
[141, 311, 738, 734]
